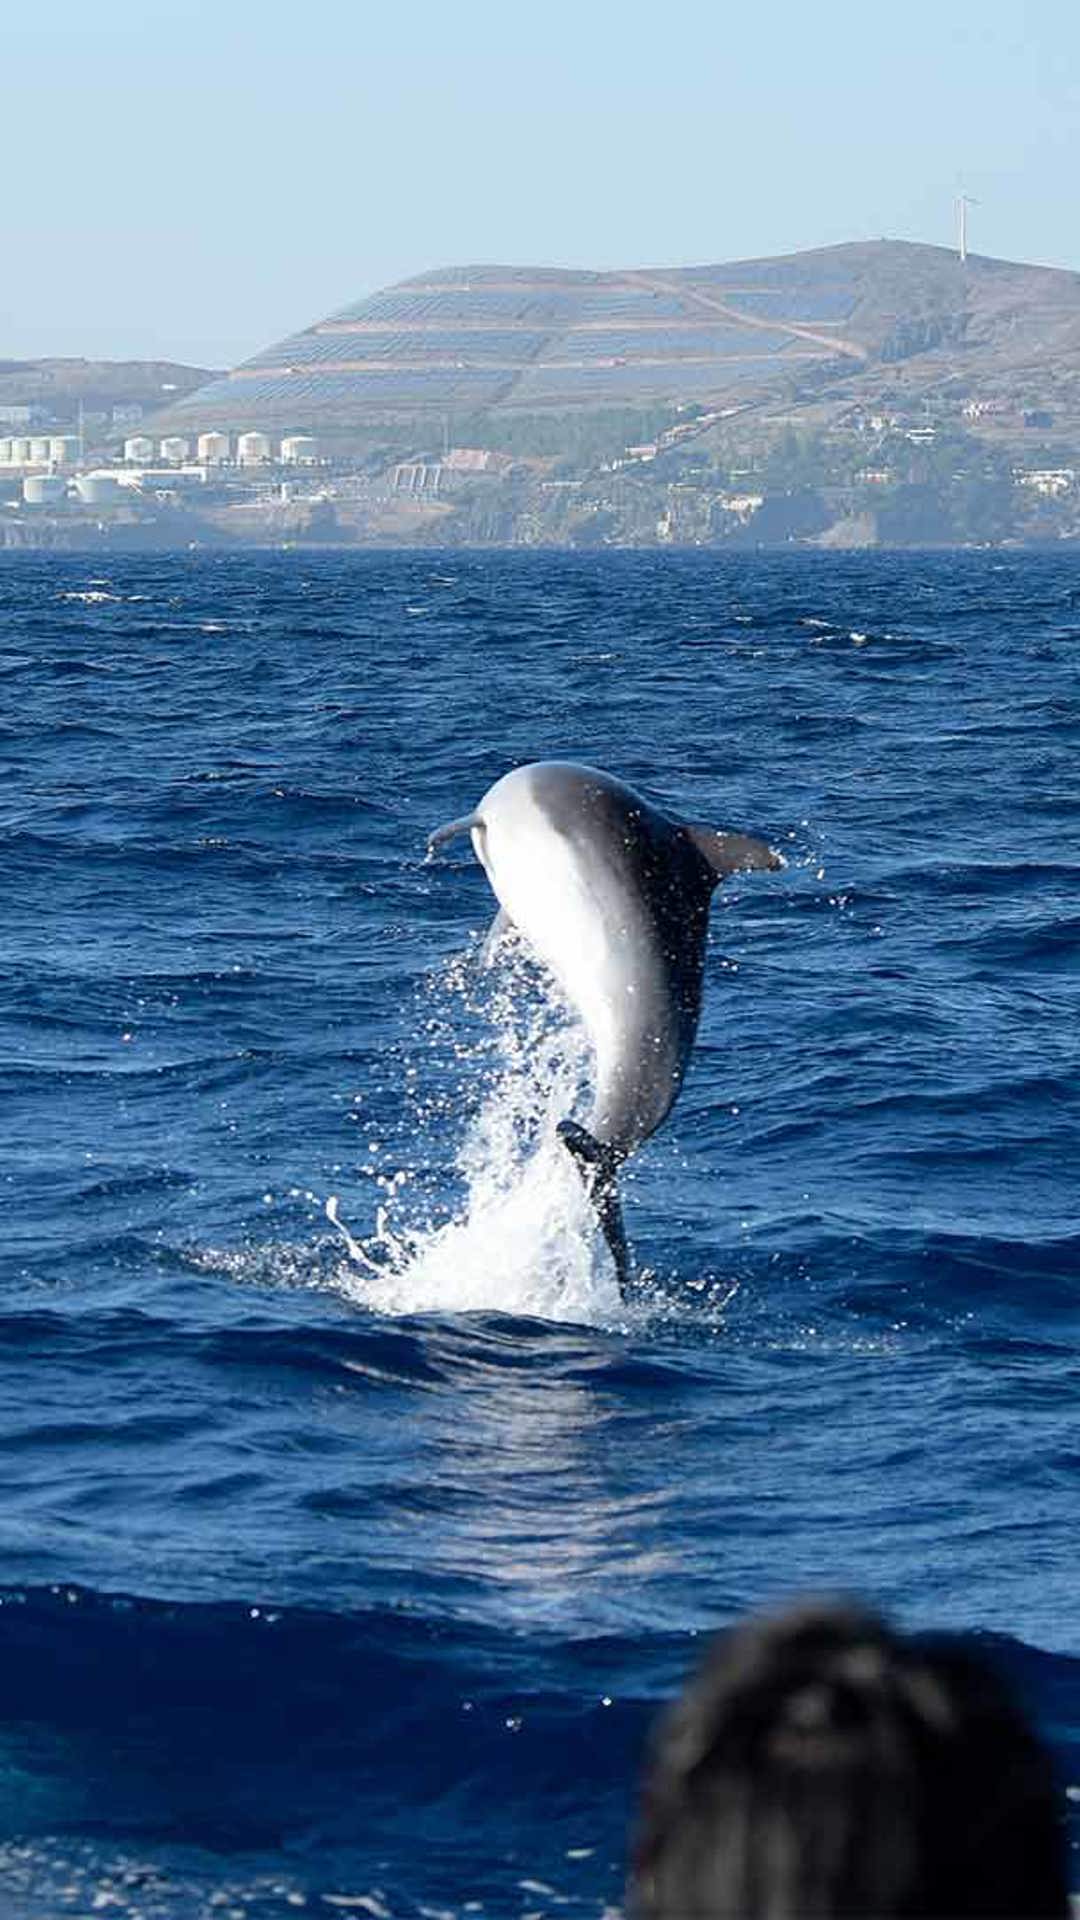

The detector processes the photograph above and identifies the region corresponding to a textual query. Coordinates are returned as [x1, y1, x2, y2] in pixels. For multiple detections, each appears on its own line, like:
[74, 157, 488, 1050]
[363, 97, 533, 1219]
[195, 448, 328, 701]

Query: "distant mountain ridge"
[0, 359, 216, 429]
[145, 239, 1080, 450]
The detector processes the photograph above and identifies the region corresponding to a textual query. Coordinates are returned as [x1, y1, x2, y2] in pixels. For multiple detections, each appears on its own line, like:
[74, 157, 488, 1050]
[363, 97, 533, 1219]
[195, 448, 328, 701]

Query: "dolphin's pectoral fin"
[557, 1120, 631, 1298]
[685, 824, 785, 876]
[479, 906, 515, 967]
[426, 811, 480, 857]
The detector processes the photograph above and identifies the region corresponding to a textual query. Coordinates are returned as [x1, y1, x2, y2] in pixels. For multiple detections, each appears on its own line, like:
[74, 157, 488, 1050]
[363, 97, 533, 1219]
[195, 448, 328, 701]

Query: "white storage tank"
[49, 436, 81, 467]
[160, 436, 190, 463]
[75, 474, 123, 505]
[124, 435, 155, 464]
[237, 431, 272, 465]
[280, 435, 319, 464]
[23, 475, 68, 506]
[9, 438, 33, 466]
[197, 432, 231, 464]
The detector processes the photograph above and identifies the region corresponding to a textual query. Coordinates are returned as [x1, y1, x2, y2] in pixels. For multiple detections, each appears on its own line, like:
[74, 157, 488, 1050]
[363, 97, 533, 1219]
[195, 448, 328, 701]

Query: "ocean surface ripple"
[1, 549, 1076, 1915]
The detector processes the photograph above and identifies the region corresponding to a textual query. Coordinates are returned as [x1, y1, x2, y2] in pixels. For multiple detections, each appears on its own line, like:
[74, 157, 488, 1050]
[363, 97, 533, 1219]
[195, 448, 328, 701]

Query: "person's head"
[630, 1598, 1069, 1918]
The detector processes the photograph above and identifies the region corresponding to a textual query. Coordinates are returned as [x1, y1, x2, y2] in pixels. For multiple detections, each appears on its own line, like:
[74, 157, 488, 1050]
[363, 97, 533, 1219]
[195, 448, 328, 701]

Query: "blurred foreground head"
[630, 1599, 1069, 1919]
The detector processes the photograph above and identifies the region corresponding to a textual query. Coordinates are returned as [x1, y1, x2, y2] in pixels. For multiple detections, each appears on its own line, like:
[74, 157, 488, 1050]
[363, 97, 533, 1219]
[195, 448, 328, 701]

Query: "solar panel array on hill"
[574, 290, 690, 321]
[224, 367, 514, 410]
[510, 358, 791, 404]
[717, 289, 857, 323]
[550, 325, 793, 361]
[680, 258, 861, 293]
[242, 329, 554, 371]
[239, 333, 366, 370]
[331, 290, 587, 326]
[394, 264, 598, 290]
[157, 256, 866, 435]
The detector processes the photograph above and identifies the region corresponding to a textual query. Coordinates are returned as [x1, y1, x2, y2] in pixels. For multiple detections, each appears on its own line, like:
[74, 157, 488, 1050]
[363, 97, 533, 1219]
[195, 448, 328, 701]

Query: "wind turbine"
[955, 192, 978, 265]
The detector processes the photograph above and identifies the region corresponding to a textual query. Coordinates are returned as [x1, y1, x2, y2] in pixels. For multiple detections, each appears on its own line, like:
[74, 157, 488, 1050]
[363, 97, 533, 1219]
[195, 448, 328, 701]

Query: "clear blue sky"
[4, 0, 1078, 369]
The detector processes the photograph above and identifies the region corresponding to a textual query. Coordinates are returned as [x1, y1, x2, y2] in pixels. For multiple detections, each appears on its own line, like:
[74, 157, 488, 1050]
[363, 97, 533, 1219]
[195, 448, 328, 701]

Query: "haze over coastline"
[5, 0, 1080, 367]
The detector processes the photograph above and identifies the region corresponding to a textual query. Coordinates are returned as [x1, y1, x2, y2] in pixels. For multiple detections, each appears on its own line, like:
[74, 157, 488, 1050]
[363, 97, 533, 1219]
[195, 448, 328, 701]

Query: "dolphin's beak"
[426, 811, 479, 858]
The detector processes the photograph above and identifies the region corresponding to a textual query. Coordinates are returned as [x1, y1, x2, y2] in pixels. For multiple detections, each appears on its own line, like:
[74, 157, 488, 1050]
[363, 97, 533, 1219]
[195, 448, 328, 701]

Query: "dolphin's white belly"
[473, 778, 678, 1147]
[474, 810, 632, 1054]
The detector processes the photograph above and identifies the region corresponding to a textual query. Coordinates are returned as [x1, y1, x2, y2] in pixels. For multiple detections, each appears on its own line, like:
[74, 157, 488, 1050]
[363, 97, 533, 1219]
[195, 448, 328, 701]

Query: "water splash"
[331, 947, 624, 1323]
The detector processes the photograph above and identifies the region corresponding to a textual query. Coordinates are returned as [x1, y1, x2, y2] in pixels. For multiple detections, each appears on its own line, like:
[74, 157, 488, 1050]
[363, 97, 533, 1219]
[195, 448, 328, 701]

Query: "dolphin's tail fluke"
[557, 1119, 631, 1298]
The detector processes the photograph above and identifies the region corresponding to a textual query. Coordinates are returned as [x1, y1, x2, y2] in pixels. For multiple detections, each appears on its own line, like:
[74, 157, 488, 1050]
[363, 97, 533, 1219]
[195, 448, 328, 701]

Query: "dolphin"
[427, 761, 781, 1293]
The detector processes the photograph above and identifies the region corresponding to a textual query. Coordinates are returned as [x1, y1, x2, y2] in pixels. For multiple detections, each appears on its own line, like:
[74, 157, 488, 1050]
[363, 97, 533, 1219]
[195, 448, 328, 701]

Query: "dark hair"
[629, 1599, 1069, 1918]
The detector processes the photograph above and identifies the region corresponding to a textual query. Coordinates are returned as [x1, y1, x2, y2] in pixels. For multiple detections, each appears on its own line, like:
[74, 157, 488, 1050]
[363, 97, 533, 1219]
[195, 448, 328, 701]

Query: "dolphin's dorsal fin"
[684, 825, 784, 878]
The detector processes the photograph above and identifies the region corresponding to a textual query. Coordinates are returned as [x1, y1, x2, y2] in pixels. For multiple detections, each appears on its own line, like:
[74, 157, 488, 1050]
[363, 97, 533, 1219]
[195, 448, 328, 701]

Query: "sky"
[4, 0, 1080, 369]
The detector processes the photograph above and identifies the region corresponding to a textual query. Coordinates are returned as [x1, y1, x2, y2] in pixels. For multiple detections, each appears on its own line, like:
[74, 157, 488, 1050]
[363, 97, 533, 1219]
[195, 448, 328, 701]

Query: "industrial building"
[0, 431, 317, 487]
[0, 435, 82, 469]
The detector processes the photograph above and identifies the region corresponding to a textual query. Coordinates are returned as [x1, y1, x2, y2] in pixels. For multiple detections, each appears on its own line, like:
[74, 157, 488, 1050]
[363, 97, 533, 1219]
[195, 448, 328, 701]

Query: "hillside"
[0, 359, 217, 433]
[146, 240, 1080, 456]
[10, 242, 1080, 550]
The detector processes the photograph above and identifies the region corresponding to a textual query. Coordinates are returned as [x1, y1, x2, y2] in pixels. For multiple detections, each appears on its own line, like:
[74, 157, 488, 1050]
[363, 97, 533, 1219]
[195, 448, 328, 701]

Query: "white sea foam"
[328, 952, 624, 1323]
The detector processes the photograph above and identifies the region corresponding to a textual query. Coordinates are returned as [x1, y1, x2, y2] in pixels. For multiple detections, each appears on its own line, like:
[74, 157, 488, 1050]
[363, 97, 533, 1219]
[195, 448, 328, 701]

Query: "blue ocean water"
[0, 547, 1077, 1917]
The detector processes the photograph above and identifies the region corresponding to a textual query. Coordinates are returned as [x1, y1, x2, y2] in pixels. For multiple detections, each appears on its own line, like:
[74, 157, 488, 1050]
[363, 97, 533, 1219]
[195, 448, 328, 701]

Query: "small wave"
[962, 914, 1080, 971]
[0, 1581, 645, 1910]
[0, 1579, 1070, 1920]
[882, 858, 1077, 899]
